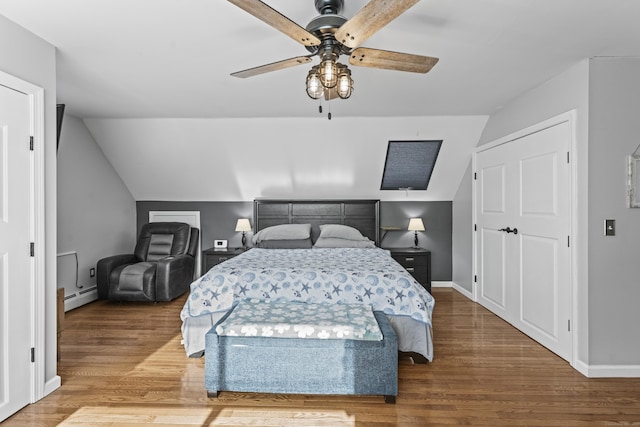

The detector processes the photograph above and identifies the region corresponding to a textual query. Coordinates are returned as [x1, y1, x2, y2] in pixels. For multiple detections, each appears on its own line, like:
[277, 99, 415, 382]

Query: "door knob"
[498, 227, 518, 234]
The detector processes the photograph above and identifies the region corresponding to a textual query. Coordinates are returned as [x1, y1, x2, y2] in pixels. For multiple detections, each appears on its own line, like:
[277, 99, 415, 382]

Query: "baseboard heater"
[64, 286, 98, 312]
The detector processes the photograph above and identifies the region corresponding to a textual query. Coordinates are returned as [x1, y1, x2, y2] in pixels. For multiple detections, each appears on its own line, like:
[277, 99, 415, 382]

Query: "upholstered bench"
[205, 300, 398, 403]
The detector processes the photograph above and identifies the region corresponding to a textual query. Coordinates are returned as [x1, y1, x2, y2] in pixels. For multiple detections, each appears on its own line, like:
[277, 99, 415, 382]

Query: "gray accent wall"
[379, 201, 452, 281]
[1, 13, 58, 394]
[57, 115, 136, 293]
[136, 201, 253, 251]
[137, 200, 453, 281]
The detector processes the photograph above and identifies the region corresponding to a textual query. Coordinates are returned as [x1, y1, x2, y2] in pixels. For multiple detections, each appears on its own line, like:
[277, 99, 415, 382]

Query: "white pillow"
[318, 224, 368, 241]
[252, 224, 311, 243]
[313, 237, 376, 248]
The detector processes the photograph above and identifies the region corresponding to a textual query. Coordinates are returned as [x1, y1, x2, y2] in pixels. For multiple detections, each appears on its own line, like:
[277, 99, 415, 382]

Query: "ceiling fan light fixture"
[306, 67, 324, 99]
[228, 0, 439, 104]
[319, 59, 338, 88]
[336, 64, 353, 99]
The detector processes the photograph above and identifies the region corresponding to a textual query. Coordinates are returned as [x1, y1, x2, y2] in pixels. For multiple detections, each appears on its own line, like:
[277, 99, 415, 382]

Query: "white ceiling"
[1, 0, 639, 119]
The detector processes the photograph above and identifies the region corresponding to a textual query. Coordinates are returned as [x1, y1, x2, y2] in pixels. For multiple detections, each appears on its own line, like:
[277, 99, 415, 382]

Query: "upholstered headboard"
[253, 199, 380, 246]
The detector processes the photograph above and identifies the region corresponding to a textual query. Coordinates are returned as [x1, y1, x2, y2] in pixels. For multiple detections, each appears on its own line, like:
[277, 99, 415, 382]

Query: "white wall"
[587, 57, 640, 366]
[84, 116, 488, 202]
[57, 115, 136, 296]
[453, 60, 591, 365]
[0, 14, 58, 393]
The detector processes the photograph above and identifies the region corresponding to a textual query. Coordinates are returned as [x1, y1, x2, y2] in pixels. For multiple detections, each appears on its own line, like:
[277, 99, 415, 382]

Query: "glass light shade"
[408, 218, 425, 231]
[319, 59, 337, 88]
[336, 66, 353, 99]
[306, 69, 323, 99]
[235, 218, 252, 232]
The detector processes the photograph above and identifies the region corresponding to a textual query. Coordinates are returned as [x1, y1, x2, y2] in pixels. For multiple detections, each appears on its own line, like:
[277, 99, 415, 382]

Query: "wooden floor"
[5, 288, 640, 426]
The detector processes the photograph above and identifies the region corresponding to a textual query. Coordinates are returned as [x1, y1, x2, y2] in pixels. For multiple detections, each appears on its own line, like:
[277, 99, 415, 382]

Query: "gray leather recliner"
[97, 222, 199, 302]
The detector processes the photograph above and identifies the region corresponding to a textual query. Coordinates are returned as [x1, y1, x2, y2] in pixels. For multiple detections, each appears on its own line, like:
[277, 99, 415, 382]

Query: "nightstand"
[202, 248, 245, 274]
[388, 248, 431, 294]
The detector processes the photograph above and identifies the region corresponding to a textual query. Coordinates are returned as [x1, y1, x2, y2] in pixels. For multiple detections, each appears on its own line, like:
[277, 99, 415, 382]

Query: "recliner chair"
[97, 222, 199, 302]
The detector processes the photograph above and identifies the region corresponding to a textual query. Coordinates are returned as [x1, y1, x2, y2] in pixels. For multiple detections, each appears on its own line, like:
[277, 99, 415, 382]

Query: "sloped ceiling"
[84, 116, 488, 201]
[2, 1, 639, 201]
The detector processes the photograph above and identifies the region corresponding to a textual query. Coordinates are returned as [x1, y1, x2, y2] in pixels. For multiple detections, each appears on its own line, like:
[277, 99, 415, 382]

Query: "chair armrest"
[155, 254, 196, 301]
[96, 254, 138, 299]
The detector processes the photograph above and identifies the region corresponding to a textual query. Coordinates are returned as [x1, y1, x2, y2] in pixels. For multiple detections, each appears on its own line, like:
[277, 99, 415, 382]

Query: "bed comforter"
[180, 247, 435, 359]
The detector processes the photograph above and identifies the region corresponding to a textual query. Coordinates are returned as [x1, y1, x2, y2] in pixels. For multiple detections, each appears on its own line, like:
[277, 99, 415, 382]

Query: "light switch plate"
[605, 219, 615, 236]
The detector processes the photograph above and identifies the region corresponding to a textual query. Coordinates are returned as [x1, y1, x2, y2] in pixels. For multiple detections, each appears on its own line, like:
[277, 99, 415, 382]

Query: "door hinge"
[31, 347, 35, 363]
[567, 151, 570, 164]
[568, 319, 571, 332]
[474, 224, 477, 231]
[474, 172, 477, 180]
[474, 275, 477, 283]
[29, 136, 34, 151]
[567, 236, 570, 247]
[30, 242, 34, 256]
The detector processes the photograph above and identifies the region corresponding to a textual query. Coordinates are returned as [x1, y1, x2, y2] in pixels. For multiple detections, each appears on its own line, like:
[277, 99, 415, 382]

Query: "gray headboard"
[253, 199, 380, 246]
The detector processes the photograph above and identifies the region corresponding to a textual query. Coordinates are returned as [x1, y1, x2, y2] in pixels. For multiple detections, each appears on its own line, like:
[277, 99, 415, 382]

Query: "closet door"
[0, 82, 33, 421]
[476, 120, 572, 362]
[476, 141, 517, 323]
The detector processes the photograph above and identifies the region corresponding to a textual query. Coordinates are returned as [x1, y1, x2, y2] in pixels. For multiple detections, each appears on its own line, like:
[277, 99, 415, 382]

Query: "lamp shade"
[235, 218, 251, 232]
[408, 218, 425, 231]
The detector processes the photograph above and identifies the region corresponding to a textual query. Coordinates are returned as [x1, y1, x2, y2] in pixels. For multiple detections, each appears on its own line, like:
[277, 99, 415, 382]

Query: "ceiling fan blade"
[228, 0, 321, 47]
[335, 0, 420, 49]
[349, 47, 438, 73]
[231, 56, 313, 78]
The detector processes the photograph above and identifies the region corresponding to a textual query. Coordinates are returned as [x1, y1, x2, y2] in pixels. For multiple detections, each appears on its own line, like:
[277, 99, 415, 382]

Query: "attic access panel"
[380, 140, 442, 190]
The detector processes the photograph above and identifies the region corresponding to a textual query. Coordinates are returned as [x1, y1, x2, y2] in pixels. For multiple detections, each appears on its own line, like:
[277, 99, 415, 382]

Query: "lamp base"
[241, 232, 247, 248]
[413, 231, 420, 249]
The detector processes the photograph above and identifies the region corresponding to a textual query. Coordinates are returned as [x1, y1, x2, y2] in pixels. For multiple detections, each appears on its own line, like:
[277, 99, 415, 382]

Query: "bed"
[180, 199, 435, 362]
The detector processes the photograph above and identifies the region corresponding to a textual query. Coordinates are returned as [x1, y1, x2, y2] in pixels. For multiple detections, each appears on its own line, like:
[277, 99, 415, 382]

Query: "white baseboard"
[575, 361, 640, 378]
[64, 286, 98, 311]
[43, 375, 61, 398]
[432, 281, 452, 288]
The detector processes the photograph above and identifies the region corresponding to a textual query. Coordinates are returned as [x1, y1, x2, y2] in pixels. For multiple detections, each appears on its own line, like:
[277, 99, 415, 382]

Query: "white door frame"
[0, 70, 47, 404]
[472, 110, 578, 369]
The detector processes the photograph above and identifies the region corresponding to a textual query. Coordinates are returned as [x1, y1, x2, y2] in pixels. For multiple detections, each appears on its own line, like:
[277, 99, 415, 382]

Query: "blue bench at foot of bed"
[205, 310, 398, 403]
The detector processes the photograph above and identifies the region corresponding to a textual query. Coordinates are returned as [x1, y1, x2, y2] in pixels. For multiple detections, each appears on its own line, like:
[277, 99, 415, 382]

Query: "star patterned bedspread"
[180, 248, 434, 327]
[215, 298, 384, 341]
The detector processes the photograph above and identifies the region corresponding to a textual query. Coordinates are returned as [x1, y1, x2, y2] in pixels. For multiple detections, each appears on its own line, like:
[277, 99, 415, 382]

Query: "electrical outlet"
[89, 267, 95, 278]
[605, 219, 615, 236]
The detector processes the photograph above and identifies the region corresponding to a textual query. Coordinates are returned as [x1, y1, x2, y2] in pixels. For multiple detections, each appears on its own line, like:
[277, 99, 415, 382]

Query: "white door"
[0, 83, 33, 421]
[476, 120, 572, 362]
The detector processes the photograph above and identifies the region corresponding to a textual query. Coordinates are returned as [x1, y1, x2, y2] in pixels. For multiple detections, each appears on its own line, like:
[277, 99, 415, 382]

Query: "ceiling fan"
[227, 0, 439, 100]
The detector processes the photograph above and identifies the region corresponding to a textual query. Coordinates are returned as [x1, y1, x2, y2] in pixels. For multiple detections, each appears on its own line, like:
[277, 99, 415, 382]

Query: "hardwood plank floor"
[5, 288, 640, 426]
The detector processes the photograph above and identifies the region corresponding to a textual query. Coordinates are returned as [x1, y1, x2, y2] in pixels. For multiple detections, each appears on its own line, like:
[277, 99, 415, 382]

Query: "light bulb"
[336, 65, 353, 99]
[306, 68, 323, 99]
[320, 59, 337, 88]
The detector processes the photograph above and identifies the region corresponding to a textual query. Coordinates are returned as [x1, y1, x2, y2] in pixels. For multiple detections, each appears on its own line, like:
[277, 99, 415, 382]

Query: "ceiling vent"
[380, 140, 442, 190]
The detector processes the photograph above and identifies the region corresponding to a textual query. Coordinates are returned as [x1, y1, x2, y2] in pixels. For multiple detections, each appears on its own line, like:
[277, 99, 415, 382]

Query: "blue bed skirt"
[205, 310, 398, 403]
